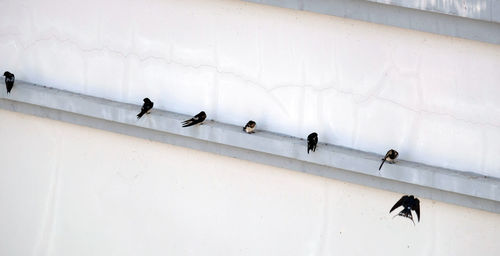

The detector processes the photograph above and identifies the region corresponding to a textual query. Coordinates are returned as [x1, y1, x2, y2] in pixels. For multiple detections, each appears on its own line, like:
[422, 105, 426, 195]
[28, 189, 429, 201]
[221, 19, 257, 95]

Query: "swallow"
[379, 149, 399, 171]
[307, 132, 318, 154]
[390, 195, 420, 225]
[182, 111, 206, 127]
[3, 71, 15, 94]
[137, 98, 154, 119]
[243, 120, 256, 134]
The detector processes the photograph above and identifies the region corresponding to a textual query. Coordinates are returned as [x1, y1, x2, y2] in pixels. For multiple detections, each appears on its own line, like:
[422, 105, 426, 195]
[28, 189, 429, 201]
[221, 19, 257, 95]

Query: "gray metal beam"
[244, 0, 500, 45]
[1, 81, 499, 213]
[366, 0, 500, 23]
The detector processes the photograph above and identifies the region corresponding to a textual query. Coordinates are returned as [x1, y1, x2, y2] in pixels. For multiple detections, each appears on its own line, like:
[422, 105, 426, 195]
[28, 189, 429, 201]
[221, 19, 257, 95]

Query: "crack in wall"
[1, 32, 498, 129]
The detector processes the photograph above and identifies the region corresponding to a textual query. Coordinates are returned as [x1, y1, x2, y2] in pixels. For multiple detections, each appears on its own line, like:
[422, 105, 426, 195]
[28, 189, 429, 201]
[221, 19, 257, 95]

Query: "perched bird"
[390, 195, 420, 225]
[379, 149, 399, 171]
[307, 132, 318, 154]
[3, 71, 15, 94]
[137, 98, 154, 119]
[182, 111, 206, 127]
[243, 120, 256, 134]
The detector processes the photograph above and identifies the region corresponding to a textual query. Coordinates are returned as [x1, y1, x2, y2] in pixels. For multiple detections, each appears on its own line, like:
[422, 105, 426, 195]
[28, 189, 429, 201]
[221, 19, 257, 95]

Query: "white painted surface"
[1, 0, 500, 177]
[1, 109, 500, 256]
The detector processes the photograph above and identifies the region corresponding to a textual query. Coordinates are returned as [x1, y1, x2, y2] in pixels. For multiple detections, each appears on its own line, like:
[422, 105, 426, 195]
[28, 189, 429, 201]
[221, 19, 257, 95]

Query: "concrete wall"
[1, 0, 500, 177]
[1, 109, 500, 256]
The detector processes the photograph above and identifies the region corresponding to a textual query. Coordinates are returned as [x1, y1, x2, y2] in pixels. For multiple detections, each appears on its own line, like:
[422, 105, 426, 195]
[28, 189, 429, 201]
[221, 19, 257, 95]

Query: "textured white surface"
[1, 109, 500, 256]
[1, 0, 500, 176]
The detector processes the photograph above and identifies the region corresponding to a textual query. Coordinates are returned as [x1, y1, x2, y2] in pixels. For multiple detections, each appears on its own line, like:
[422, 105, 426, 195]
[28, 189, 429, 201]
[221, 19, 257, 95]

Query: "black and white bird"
[243, 120, 256, 134]
[137, 98, 154, 119]
[182, 111, 206, 127]
[390, 195, 420, 225]
[379, 149, 399, 171]
[307, 132, 318, 154]
[3, 71, 15, 94]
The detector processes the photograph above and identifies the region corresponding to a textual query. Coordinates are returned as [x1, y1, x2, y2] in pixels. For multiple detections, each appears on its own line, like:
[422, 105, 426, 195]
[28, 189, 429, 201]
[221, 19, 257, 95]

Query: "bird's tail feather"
[137, 111, 145, 119]
[182, 122, 195, 128]
[399, 210, 416, 226]
[391, 212, 416, 225]
[379, 159, 386, 171]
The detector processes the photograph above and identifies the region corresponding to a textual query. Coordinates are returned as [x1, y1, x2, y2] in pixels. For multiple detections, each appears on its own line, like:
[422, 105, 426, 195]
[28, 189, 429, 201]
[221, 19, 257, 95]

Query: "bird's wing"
[384, 151, 391, 159]
[182, 112, 206, 127]
[414, 199, 420, 221]
[137, 107, 147, 118]
[390, 196, 407, 213]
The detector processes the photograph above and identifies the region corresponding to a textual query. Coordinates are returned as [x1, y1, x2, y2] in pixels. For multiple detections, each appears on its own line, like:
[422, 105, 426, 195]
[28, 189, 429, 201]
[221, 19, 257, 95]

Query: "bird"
[243, 120, 256, 134]
[3, 71, 15, 94]
[379, 149, 399, 171]
[390, 195, 420, 225]
[137, 98, 154, 119]
[182, 111, 206, 127]
[307, 132, 318, 154]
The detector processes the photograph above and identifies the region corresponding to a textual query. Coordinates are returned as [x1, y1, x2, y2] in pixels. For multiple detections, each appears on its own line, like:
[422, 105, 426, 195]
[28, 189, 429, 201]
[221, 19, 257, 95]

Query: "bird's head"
[308, 132, 318, 140]
[143, 98, 151, 103]
[390, 149, 399, 158]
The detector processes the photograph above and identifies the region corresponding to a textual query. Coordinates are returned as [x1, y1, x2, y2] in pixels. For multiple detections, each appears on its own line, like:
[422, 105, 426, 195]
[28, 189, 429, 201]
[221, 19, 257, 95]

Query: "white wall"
[1, 109, 499, 256]
[1, 0, 499, 176]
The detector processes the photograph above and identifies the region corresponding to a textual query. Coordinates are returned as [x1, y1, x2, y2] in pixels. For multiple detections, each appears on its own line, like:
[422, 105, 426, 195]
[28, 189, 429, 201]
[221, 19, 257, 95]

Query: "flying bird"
[390, 195, 420, 225]
[307, 132, 318, 154]
[3, 71, 15, 94]
[137, 98, 154, 119]
[379, 149, 399, 171]
[243, 120, 256, 134]
[182, 111, 206, 127]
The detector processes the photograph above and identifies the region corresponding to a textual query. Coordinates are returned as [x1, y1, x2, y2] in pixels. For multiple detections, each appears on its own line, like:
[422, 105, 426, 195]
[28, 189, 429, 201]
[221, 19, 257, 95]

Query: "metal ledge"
[1, 81, 499, 213]
[365, 0, 500, 24]
[244, 0, 500, 45]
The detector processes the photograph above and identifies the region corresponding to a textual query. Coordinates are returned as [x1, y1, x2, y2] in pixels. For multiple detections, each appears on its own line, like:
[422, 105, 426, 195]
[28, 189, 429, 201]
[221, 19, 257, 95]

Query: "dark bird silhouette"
[243, 120, 256, 134]
[3, 71, 15, 94]
[307, 132, 318, 154]
[379, 149, 399, 171]
[182, 111, 206, 127]
[137, 98, 154, 119]
[390, 195, 420, 225]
